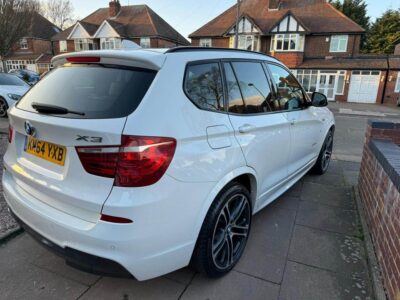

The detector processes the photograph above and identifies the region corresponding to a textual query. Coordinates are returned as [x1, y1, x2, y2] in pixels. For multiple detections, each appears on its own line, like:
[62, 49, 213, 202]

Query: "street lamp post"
[234, 0, 241, 49]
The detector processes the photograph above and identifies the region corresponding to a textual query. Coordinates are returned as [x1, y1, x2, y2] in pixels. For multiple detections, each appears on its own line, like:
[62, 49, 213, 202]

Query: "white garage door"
[348, 71, 380, 103]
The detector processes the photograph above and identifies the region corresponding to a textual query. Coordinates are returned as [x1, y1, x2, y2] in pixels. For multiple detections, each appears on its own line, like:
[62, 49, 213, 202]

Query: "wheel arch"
[191, 167, 258, 245]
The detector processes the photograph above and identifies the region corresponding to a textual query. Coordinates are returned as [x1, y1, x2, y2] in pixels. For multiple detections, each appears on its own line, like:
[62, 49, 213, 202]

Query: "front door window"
[318, 74, 336, 100]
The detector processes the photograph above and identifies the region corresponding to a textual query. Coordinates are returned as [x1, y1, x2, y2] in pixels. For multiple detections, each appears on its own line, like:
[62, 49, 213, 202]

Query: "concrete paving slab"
[249, 207, 296, 258]
[0, 259, 88, 300]
[164, 267, 196, 285]
[296, 201, 358, 235]
[279, 261, 372, 300]
[304, 173, 346, 187]
[181, 271, 280, 300]
[80, 277, 185, 300]
[235, 247, 287, 284]
[288, 226, 367, 275]
[301, 182, 354, 209]
[284, 181, 303, 197]
[0, 234, 47, 265]
[268, 195, 300, 211]
[33, 250, 100, 286]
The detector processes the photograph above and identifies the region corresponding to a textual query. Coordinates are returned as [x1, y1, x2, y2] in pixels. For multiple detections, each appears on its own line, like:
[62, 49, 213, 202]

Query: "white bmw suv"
[3, 47, 334, 281]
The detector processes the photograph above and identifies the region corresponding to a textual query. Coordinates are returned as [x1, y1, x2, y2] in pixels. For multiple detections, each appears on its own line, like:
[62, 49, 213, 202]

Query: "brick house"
[1, 13, 60, 74]
[51, 0, 189, 57]
[190, 0, 400, 106]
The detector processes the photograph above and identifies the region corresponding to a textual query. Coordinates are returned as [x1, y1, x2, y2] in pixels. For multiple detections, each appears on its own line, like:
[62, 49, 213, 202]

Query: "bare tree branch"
[0, 0, 40, 59]
[41, 0, 74, 30]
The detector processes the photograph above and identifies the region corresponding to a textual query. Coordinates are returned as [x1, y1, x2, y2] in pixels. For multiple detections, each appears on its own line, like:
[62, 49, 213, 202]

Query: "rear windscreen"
[17, 65, 157, 119]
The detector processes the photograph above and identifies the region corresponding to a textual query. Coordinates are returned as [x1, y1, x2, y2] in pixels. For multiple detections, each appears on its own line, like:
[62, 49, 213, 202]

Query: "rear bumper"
[2, 167, 214, 281]
[10, 209, 132, 278]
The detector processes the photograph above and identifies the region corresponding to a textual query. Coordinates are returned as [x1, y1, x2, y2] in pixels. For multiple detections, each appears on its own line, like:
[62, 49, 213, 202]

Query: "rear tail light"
[8, 126, 13, 143]
[76, 135, 177, 187]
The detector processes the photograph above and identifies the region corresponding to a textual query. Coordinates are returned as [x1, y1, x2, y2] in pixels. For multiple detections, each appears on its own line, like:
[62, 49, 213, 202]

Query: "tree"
[364, 9, 400, 54]
[0, 0, 40, 70]
[329, 0, 370, 30]
[41, 0, 74, 30]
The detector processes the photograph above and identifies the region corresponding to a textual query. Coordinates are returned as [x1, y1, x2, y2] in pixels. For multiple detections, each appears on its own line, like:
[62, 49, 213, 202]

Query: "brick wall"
[359, 120, 400, 300]
[304, 34, 361, 58]
[395, 44, 400, 56]
[271, 52, 304, 68]
[382, 70, 400, 107]
[191, 37, 229, 48]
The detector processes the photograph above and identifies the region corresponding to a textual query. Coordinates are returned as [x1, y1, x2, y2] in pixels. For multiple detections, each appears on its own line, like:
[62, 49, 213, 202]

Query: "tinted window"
[227, 62, 273, 114]
[223, 63, 245, 114]
[0, 74, 27, 86]
[17, 65, 156, 119]
[268, 64, 306, 111]
[185, 63, 224, 111]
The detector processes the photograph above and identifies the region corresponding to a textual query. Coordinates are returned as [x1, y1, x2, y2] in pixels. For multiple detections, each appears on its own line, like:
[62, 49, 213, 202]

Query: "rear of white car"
[3, 48, 334, 281]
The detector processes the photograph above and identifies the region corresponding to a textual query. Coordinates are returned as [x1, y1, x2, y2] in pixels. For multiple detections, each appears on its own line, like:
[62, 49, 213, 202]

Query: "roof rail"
[165, 46, 279, 60]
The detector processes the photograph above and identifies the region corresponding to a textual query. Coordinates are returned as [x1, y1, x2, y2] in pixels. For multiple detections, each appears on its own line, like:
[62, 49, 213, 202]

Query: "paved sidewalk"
[0, 160, 373, 300]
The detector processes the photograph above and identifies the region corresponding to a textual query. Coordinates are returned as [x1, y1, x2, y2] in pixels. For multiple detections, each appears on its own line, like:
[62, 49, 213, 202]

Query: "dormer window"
[20, 38, 28, 50]
[330, 35, 348, 53]
[270, 34, 305, 52]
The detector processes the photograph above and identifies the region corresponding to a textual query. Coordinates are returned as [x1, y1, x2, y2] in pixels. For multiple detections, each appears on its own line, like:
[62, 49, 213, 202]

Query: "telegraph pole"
[234, 0, 241, 49]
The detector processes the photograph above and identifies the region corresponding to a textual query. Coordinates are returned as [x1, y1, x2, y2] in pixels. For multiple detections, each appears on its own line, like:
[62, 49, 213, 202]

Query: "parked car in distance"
[3, 47, 335, 281]
[8, 69, 40, 85]
[0, 73, 30, 117]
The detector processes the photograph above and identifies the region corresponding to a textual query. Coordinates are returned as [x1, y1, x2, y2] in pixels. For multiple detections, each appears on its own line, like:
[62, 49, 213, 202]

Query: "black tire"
[0, 97, 8, 118]
[191, 182, 252, 277]
[311, 129, 334, 175]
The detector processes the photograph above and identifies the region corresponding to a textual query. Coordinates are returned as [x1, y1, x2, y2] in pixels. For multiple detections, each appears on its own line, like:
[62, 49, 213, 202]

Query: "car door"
[223, 61, 291, 210]
[267, 63, 324, 175]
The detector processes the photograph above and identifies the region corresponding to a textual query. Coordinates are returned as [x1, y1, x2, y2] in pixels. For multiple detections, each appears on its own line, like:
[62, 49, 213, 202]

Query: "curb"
[0, 226, 23, 244]
[353, 185, 387, 300]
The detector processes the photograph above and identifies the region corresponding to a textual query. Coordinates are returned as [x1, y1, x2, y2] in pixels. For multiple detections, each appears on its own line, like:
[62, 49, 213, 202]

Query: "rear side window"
[17, 65, 156, 119]
[184, 63, 224, 112]
[225, 61, 273, 114]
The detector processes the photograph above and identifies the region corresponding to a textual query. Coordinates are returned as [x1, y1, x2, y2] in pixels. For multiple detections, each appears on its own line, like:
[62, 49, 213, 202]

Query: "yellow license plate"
[24, 136, 67, 166]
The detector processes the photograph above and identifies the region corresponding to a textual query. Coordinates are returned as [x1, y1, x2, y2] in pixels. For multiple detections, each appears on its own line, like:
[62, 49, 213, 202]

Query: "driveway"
[1, 103, 398, 299]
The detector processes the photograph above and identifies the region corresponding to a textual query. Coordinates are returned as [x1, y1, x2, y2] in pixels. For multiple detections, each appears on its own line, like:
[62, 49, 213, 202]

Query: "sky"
[70, 0, 400, 39]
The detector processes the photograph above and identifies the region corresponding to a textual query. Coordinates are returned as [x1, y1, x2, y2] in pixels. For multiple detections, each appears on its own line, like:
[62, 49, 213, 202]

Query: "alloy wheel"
[212, 194, 251, 270]
[322, 133, 333, 171]
[0, 98, 7, 117]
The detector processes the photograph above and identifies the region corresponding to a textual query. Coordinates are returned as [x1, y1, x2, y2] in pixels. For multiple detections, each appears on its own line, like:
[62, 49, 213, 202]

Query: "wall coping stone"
[368, 119, 400, 129]
[369, 139, 400, 192]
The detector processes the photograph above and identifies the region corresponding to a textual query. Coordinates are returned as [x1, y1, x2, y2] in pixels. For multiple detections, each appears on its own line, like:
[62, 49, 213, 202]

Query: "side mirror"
[312, 92, 328, 107]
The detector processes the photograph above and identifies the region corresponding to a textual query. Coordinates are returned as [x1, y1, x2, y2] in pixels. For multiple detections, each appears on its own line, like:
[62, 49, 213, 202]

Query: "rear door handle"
[290, 119, 296, 126]
[238, 124, 256, 133]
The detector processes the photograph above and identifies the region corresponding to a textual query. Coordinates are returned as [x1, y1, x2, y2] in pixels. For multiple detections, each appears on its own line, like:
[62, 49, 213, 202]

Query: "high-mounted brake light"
[66, 56, 101, 63]
[100, 214, 133, 224]
[8, 126, 13, 144]
[76, 135, 177, 187]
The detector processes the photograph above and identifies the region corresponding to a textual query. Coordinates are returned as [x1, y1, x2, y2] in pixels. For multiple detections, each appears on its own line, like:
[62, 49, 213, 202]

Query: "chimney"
[268, 0, 282, 10]
[109, 0, 121, 18]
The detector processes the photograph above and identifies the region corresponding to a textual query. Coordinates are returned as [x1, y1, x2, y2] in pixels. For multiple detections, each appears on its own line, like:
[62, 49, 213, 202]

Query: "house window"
[237, 35, 259, 51]
[270, 34, 304, 52]
[199, 38, 212, 47]
[395, 72, 400, 93]
[330, 35, 348, 53]
[296, 70, 318, 92]
[140, 37, 151, 48]
[20, 38, 28, 50]
[100, 38, 121, 50]
[74, 39, 96, 51]
[59, 40, 68, 52]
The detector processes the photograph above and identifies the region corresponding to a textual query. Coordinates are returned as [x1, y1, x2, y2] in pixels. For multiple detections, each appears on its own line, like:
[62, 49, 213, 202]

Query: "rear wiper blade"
[31, 102, 85, 116]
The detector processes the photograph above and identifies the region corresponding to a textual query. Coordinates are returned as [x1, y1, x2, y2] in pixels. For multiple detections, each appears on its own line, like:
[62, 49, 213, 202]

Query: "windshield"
[17, 65, 157, 119]
[0, 74, 28, 86]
